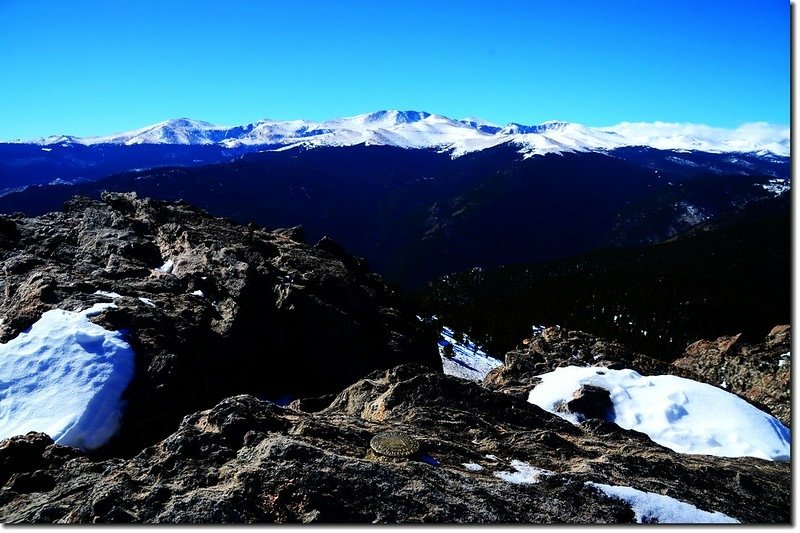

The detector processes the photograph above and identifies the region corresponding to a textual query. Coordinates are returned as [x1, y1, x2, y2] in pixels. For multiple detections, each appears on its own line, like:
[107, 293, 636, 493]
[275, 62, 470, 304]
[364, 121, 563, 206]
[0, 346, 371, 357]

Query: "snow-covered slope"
[439, 326, 503, 382]
[528, 366, 790, 462]
[15, 111, 790, 157]
[37, 119, 244, 146]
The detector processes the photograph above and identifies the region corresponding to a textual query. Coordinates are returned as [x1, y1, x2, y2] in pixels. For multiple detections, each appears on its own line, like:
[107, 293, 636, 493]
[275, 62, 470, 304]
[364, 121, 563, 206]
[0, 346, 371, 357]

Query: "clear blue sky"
[0, 0, 789, 139]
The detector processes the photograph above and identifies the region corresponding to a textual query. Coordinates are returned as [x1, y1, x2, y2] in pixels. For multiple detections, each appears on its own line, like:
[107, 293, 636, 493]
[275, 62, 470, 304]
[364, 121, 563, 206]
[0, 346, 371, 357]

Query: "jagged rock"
[673, 326, 791, 427]
[0, 432, 83, 500]
[766, 325, 790, 346]
[0, 193, 439, 453]
[565, 385, 614, 422]
[272, 225, 305, 243]
[0, 366, 788, 523]
[684, 333, 742, 356]
[484, 326, 689, 399]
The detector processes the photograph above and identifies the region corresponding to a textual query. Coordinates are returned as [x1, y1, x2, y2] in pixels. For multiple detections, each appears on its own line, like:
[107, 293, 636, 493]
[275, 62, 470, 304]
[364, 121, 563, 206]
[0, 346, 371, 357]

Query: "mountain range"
[10, 110, 790, 157]
[0, 108, 790, 290]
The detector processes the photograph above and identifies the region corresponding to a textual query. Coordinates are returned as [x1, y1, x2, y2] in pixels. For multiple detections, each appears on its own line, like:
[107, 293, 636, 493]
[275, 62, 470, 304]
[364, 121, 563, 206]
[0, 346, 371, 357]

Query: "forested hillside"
[414, 194, 790, 360]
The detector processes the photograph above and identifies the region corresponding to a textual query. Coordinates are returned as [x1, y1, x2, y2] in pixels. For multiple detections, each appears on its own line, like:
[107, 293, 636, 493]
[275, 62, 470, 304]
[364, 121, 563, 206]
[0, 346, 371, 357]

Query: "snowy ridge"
[14, 110, 790, 157]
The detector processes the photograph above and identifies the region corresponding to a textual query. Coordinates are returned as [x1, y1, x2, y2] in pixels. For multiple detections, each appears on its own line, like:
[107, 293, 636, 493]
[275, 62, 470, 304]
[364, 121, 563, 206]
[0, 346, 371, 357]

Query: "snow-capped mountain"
[35, 118, 255, 146]
[15, 110, 790, 157]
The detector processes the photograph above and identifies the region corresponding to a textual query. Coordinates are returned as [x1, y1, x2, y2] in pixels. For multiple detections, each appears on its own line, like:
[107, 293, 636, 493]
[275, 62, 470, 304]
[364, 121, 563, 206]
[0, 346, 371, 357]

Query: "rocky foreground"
[0, 194, 791, 523]
[0, 192, 438, 454]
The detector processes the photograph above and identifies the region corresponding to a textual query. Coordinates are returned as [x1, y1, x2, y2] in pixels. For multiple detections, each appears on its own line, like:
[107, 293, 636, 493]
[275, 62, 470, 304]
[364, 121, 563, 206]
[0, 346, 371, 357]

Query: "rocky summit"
[0, 195, 790, 524]
[0, 192, 439, 454]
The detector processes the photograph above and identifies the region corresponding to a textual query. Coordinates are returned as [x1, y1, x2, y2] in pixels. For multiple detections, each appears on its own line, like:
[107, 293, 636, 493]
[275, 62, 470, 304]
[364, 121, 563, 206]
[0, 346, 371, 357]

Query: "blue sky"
[0, 0, 789, 139]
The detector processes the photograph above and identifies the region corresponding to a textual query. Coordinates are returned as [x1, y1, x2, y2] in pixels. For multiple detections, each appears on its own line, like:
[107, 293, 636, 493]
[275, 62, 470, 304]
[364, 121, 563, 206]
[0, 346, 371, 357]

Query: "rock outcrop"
[0, 193, 439, 453]
[484, 326, 684, 399]
[486, 325, 790, 428]
[0, 365, 790, 523]
[672, 326, 791, 427]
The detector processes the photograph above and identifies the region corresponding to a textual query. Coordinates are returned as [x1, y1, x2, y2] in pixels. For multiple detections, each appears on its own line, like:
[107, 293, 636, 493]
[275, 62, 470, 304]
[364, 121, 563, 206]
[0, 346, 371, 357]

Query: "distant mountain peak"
[361, 110, 432, 125]
[158, 118, 218, 129]
[460, 116, 498, 126]
[537, 120, 570, 130]
[500, 121, 572, 135]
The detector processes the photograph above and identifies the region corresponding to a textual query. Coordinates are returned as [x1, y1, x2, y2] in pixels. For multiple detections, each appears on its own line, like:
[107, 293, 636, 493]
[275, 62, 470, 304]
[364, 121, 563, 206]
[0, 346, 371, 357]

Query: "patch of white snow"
[0, 304, 135, 450]
[439, 326, 502, 382]
[138, 297, 156, 308]
[528, 366, 790, 461]
[156, 259, 174, 273]
[586, 482, 739, 524]
[93, 290, 122, 299]
[82, 302, 118, 317]
[759, 178, 790, 196]
[494, 460, 554, 485]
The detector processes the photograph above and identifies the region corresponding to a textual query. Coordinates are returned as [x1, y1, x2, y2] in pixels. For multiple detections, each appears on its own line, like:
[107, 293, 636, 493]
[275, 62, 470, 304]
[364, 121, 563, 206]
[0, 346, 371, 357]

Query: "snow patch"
[494, 460, 554, 485]
[760, 178, 790, 196]
[463, 462, 483, 471]
[528, 366, 790, 461]
[586, 482, 739, 524]
[439, 326, 502, 381]
[82, 302, 118, 317]
[675, 201, 708, 225]
[0, 305, 135, 450]
[156, 259, 174, 273]
[93, 290, 122, 299]
[138, 297, 156, 308]
[531, 324, 546, 335]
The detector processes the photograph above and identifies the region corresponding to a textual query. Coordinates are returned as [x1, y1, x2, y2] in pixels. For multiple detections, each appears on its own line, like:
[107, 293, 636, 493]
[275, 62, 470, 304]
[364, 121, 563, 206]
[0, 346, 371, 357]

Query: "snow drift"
[0, 303, 135, 450]
[528, 366, 790, 461]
